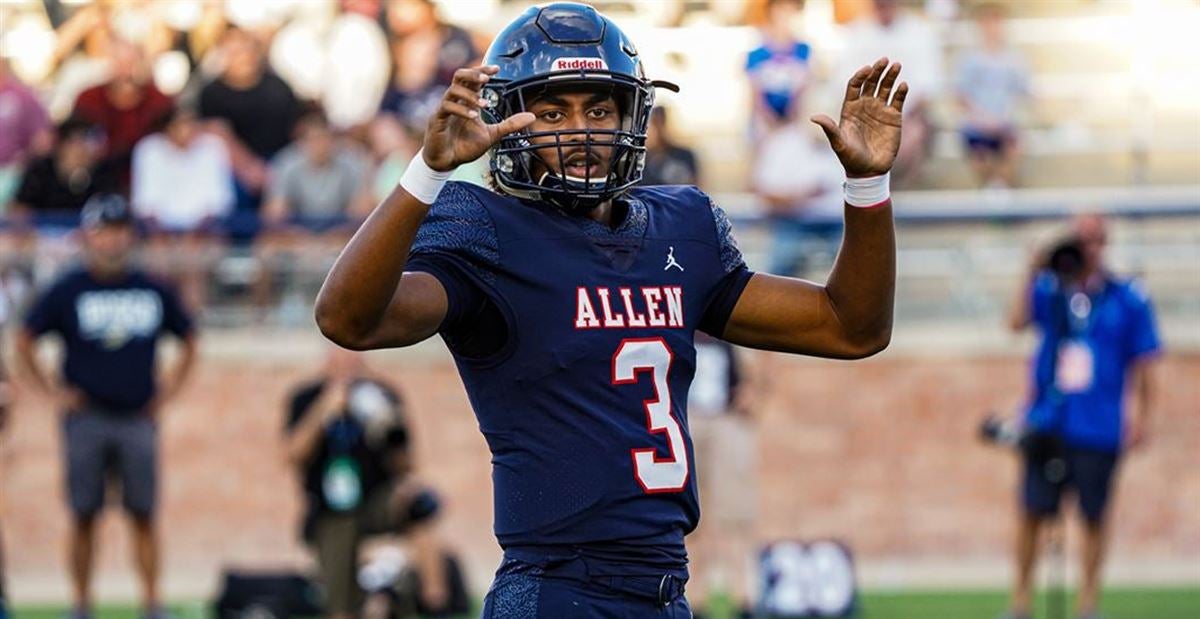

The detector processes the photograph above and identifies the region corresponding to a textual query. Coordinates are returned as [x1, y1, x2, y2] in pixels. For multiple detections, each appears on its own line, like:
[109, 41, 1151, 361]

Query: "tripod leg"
[1045, 515, 1067, 619]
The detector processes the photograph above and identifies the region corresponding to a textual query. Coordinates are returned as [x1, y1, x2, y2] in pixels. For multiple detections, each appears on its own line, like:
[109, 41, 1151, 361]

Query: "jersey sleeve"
[408, 182, 500, 281]
[1124, 281, 1162, 361]
[406, 182, 507, 358]
[699, 194, 754, 337]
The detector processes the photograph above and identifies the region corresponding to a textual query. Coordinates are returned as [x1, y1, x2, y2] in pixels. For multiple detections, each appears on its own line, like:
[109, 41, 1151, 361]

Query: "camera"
[980, 414, 1066, 482]
[1044, 236, 1085, 282]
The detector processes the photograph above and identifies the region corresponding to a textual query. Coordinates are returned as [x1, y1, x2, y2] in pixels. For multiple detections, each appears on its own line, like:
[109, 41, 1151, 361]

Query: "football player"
[317, 3, 906, 616]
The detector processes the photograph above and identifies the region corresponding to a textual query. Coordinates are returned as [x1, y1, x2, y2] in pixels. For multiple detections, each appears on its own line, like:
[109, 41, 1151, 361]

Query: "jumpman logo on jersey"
[664, 246, 684, 272]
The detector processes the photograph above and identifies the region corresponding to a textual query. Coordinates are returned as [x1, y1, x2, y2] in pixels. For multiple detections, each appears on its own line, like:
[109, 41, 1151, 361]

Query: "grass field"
[13, 587, 1199, 619]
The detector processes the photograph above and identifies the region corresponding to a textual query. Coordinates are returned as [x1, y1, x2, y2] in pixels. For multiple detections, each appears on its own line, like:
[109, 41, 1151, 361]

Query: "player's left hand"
[812, 57, 908, 178]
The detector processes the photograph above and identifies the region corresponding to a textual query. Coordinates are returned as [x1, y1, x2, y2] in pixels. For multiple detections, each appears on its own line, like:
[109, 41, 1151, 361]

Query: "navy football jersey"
[408, 181, 751, 566]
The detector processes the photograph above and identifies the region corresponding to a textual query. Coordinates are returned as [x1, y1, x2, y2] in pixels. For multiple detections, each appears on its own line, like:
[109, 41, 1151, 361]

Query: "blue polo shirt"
[1025, 272, 1161, 452]
[745, 41, 812, 121]
[25, 266, 193, 413]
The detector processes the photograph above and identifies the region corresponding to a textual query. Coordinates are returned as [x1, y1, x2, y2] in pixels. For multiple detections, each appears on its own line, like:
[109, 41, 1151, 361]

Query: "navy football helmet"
[480, 2, 678, 213]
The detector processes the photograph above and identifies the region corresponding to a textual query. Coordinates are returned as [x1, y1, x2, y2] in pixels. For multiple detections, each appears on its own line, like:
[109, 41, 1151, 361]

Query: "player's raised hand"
[812, 58, 908, 178]
[422, 65, 536, 172]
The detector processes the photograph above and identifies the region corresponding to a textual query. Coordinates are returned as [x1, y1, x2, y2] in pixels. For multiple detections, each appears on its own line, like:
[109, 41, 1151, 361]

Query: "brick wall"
[4, 340, 1197, 602]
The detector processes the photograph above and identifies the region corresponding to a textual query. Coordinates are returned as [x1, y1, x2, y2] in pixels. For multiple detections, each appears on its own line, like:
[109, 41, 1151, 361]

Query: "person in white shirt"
[753, 124, 845, 277]
[956, 3, 1030, 188]
[131, 105, 234, 309]
[132, 106, 234, 232]
[836, 0, 943, 186]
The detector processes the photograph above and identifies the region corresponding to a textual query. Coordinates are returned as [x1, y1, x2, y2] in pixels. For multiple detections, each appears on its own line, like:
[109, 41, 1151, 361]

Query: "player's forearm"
[824, 201, 896, 354]
[315, 187, 431, 348]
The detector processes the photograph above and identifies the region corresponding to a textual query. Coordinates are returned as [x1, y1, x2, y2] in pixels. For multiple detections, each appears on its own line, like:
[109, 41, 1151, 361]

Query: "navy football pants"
[481, 555, 692, 618]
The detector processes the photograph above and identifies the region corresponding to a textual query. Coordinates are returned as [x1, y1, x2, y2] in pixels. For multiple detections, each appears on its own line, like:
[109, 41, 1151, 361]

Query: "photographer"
[1002, 214, 1161, 619]
[285, 347, 448, 619]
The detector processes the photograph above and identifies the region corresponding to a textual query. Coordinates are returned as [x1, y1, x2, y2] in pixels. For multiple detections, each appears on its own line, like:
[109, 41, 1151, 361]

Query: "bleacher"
[637, 0, 1200, 192]
[0, 0, 1196, 336]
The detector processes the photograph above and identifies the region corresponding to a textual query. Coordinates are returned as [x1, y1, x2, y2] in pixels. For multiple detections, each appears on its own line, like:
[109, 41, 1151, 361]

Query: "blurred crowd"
[0, 0, 501, 312]
[0, 0, 493, 229]
[0, 0, 1035, 309]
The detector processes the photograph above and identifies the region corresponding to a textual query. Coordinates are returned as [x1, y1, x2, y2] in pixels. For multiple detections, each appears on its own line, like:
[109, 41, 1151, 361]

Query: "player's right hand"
[422, 65, 536, 172]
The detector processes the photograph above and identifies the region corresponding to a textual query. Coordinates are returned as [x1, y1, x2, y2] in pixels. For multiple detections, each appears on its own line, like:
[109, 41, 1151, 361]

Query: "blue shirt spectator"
[745, 0, 811, 133]
[745, 41, 811, 122]
[1025, 272, 1161, 452]
[1004, 213, 1160, 619]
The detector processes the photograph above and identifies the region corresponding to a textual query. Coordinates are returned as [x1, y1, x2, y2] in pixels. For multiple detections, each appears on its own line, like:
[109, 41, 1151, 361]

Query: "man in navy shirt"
[1004, 213, 1160, 619]
[17, 194, 197, 619]
[317, 4, 907, 616]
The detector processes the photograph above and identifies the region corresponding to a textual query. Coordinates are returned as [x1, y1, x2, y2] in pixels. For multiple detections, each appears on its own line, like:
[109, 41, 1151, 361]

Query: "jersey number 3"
[612, 338, 689, 493]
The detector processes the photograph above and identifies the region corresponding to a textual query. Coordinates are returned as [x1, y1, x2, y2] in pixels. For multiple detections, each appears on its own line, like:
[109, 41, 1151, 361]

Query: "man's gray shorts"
[62, 409, 158, 520]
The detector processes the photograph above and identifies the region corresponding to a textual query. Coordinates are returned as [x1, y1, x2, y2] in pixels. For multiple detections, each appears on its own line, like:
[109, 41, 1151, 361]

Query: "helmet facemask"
[483, 73, 656, 215]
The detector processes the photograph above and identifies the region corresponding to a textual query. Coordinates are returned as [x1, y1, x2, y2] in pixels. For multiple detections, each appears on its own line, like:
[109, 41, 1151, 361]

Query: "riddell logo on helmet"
[552, 57, 608, 71]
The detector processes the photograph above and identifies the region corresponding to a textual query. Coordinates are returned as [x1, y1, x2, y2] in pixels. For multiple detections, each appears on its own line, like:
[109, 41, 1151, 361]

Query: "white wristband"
[400, 149, 453, 205]
[844, 173, 891, 208]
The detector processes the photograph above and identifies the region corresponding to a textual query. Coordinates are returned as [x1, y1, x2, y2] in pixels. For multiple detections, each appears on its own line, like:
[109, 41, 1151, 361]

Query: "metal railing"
[3, 187, 1198, 332]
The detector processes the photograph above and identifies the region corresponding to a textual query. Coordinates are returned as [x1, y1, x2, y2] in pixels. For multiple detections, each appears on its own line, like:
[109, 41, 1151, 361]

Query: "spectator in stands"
[1003, 213, 1161, 619]
[199, 26, 300, 214]
[131, 105, 234, 310]
[254, 111, 370, 313]
[262, 111, 372, 233]
[642, 107, 700, 187]
[686, 332, 755, 619]
[956, 3, 1029, 188]
[9, 118, 115, 226]
[71, 39, 174, 195]
[365, 115, 487, 201]
[837, 0, 943, 186]
[744, 0, 813, 140]
[17, 194, 197, 619]
[324, 9, 392, 129]
[366, 115, 420, 203]
[379, 0, 479, 128]
[0, 56, 52, 210]
[45, 5, 115, 122]
[753, 123, 844, 277]
[132, 106, 233, 234]
[285, 346, 448, 619]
